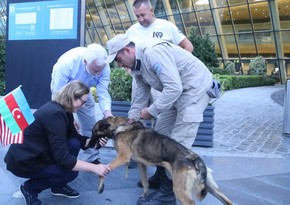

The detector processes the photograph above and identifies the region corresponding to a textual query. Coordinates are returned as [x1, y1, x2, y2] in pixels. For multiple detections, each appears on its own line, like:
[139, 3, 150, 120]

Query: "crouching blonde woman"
[5, 80, 111, 205]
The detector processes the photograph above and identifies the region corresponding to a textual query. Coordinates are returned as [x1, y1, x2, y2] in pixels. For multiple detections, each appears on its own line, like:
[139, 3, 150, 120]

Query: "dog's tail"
[206, 168, 233, 205]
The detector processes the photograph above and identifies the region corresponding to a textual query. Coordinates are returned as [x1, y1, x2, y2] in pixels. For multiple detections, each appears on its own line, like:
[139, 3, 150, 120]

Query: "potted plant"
[108, 67, 132, 117]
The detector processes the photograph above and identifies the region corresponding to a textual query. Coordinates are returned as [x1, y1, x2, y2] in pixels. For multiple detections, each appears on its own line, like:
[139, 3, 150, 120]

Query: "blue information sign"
[8, 0, 78, 40]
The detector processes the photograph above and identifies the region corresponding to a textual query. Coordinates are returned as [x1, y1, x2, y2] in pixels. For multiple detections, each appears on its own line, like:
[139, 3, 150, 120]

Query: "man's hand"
[104, 110, 113, 119]
[140, 107, 152, 120]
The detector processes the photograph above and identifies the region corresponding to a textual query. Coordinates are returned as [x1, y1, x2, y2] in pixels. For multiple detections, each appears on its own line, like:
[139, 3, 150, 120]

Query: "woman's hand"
[73, 160, 111, 177]
[97, 137, 109, 149]
[93, 164, 111, 177]
[87, 137, 109, 149]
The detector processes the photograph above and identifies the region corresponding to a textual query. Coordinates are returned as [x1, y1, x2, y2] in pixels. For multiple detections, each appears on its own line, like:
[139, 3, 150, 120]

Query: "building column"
[268, 0, 286, 83]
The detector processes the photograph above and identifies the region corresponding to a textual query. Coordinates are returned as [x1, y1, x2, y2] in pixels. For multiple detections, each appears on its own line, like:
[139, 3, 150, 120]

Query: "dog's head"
[88, 116, 129, 148]
[92, 116, 129, 139]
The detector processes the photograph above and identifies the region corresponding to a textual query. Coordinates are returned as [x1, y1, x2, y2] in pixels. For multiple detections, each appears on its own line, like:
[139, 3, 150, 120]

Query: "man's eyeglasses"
[78, 97, 87, 106]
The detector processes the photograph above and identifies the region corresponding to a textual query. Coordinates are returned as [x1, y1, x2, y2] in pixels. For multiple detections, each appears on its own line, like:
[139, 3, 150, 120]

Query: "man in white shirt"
[126, 0, 193, 52]
[50, 44, 113, 164]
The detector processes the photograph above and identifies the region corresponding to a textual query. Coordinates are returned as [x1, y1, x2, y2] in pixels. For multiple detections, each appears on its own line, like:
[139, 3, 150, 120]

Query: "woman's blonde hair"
[53, 80, 90, 112]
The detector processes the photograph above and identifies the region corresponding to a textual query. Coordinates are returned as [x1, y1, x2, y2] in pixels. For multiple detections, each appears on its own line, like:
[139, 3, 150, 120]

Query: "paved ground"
[1, 84, 290, 205]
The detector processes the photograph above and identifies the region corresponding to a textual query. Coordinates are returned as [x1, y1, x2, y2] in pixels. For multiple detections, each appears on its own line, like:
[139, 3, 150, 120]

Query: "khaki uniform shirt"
[128, 40, 212, 121]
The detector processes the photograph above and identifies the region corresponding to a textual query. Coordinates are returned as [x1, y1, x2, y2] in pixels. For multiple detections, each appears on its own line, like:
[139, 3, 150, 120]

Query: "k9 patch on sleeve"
[153, 62, 162, 75]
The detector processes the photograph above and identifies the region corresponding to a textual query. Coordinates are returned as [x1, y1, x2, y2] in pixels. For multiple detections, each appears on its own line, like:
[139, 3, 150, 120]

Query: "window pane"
[183, 12, 198, 28]
[256, 34, 276, 58]
[154, 0, 166, 16]
[217, 8, 234, 34]
[195, 10, 214, 35]
[179, 0, 194, 12]
[209, 36, 222, 58]
[250, 2, 271, 30]
[193, 0, 210, 11]
[116, 1, 130, 23]
[223, 35, 239, 57]
[282, 31, 290, 58]
[228, 0, 247, 6]
[230, 4, 252, 26]
[238, 33, 258, 57]
[279, 0, 290, 28]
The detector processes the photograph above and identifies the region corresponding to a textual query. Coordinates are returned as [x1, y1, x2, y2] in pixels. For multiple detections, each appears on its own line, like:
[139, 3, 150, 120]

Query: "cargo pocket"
[182, 106, 203, 123]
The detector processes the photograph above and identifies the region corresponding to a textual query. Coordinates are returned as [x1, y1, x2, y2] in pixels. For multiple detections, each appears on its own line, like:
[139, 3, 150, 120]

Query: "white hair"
[83, 43, 108, 66]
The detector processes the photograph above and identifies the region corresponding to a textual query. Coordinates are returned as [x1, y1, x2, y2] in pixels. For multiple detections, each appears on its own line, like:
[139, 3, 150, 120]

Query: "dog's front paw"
[98, 184, 105, 194]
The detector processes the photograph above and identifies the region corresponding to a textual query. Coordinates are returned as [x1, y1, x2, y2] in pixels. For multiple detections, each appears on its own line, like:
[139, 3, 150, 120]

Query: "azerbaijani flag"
[0, 86, 34, 146]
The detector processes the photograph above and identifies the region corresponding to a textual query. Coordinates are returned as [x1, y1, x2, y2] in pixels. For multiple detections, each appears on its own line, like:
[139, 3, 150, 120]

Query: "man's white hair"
[83, 43, 108, 66]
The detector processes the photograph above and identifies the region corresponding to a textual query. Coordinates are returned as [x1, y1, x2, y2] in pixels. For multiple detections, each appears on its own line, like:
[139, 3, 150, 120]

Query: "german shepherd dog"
[90, 116, 232, 205]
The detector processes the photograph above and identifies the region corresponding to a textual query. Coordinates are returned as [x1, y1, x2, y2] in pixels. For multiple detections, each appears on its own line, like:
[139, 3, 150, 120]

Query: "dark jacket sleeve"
[66, 113, 90, 149]
[43, 110, 78, 170]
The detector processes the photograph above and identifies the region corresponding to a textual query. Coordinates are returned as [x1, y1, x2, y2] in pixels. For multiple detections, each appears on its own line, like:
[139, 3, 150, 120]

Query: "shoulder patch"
[153, 62, 162, 75]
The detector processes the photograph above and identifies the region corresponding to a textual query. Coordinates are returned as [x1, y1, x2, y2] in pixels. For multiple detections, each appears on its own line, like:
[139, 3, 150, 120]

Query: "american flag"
[0, 114, 24, 147]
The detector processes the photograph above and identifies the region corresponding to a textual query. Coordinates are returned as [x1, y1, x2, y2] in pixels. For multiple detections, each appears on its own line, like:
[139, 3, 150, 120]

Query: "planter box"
[111, 101, 214, 147]
[193, 106, 214, 147]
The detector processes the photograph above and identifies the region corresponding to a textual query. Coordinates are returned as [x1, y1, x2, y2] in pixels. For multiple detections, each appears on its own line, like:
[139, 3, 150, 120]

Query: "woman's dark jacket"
[4, 101, 89, 177]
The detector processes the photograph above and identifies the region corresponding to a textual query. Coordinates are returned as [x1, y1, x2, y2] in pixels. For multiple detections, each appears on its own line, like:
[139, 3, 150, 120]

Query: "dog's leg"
[98, 176, 105, 194]
[98, 152, 130, 194]
[172, 171, 196, 205]
[138, 163, 149, 199]
[109, 151, 131, 169]
[206, 168, 233, 205]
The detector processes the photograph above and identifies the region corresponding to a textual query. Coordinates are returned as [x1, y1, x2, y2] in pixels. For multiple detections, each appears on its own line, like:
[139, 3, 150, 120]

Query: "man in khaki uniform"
[105, 34, 212, 205]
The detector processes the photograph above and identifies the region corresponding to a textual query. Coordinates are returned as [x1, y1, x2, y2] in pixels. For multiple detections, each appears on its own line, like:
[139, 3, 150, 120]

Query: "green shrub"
[224, 61, 236, 74]
[109, 68, 132, 101]
[209, 67, 233, 75]
[91, 68, 132, 102]
[219, 75, 276, 90]
[188, 27, 220, 68]
[248, 56, 266, 75]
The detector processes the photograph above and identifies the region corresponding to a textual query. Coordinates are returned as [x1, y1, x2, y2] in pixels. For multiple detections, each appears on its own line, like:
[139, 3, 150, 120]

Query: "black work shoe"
[91, 158, 101, 165]
[138, 176, 176, 205]
[20, 184, 42, 205]
[51, 184, 80, 198]
[137, 175, 161, 189]
[137, 166, 165, 189]
[128, 159, 138, 169]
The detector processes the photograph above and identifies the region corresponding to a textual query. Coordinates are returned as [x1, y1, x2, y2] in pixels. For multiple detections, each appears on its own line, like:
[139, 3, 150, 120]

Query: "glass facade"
[84, 0, 290, 82]
[1, 0, 289, 82]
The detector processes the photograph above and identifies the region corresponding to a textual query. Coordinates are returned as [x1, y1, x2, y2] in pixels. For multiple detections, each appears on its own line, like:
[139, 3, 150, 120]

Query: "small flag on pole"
[0, 116, 23, 147]
[0, 86, 35, 147]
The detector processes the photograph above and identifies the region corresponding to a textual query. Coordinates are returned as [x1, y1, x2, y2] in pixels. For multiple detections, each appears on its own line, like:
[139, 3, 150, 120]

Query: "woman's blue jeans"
[24, 138, 80, 194]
